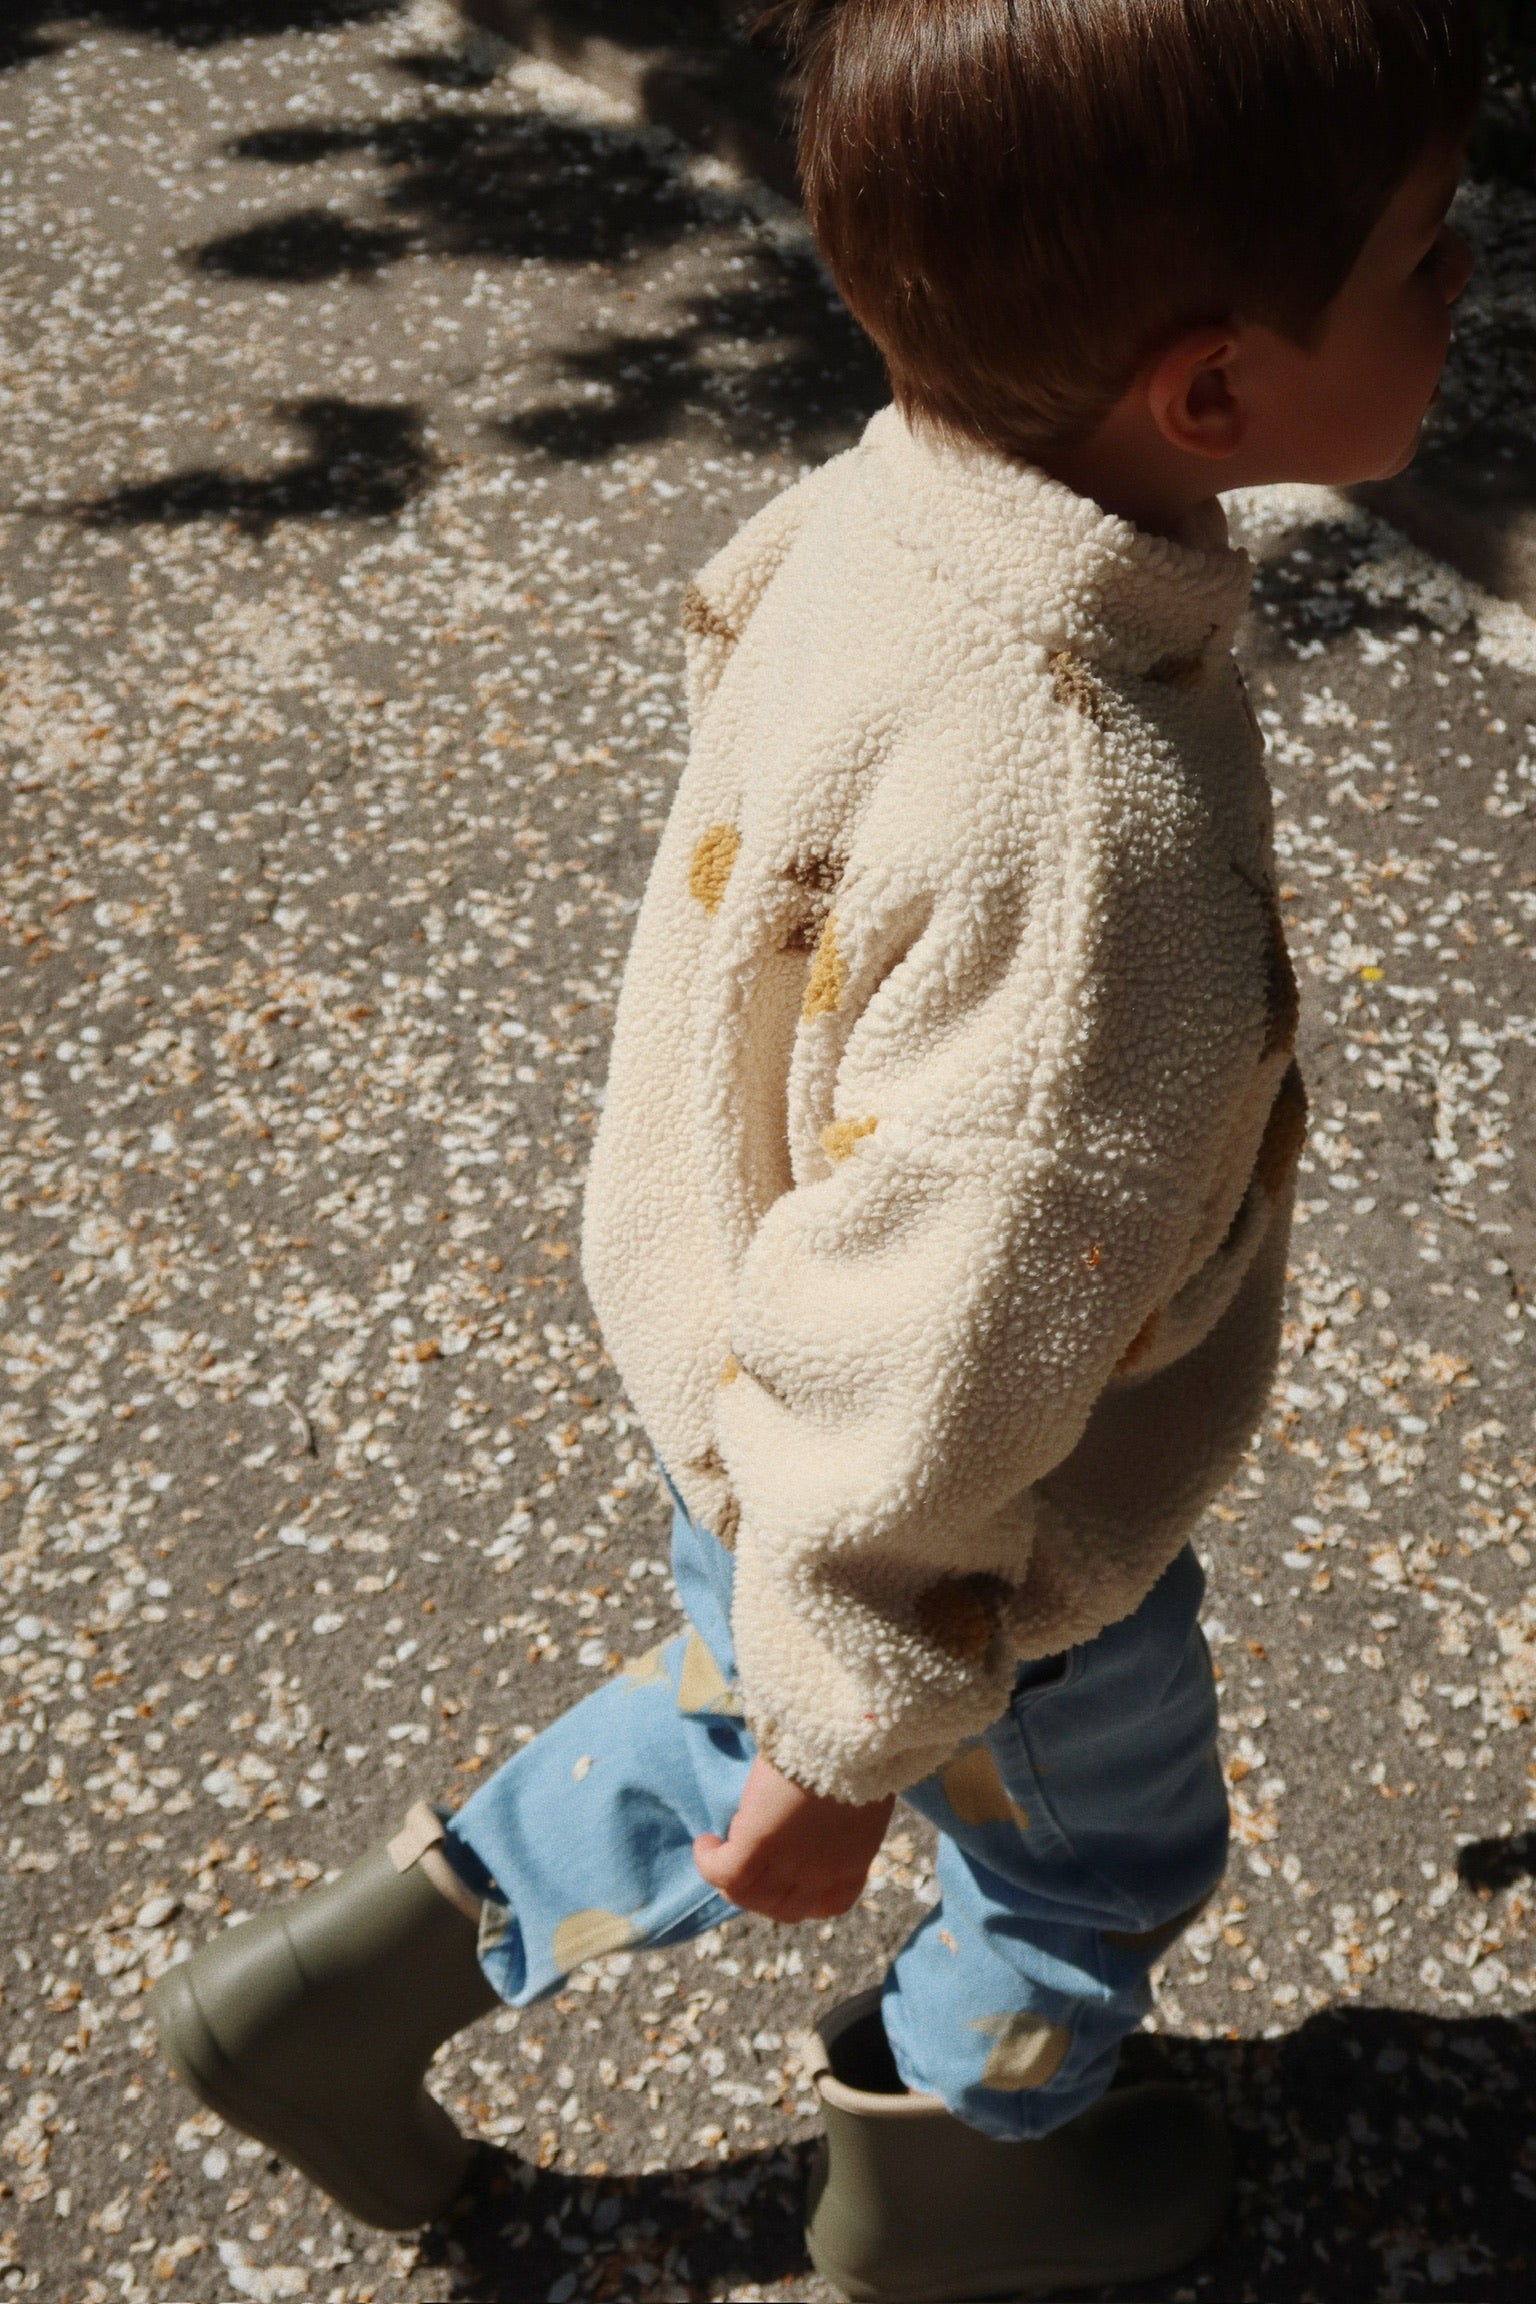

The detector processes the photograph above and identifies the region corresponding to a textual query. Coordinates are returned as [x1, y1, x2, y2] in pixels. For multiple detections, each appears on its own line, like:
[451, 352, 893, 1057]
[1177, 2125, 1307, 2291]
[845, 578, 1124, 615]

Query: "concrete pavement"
[4, 7, 1536, 2298]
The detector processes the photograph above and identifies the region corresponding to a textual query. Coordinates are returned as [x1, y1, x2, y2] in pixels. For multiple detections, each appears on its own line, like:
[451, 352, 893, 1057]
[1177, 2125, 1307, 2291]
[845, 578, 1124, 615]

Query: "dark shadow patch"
[478, 0, 729, 43]
[204, 101, 876, 449]
[0, 23, 61, 69]
[428, 2006, 1536, 2302]
[225, 111, 700, 267]
[1472, 52, 1536, 189]
[195, 207, 413, 283]
[1458, 1827, 1536, 1894]
[76, 398, 434, 535]
[227, 125, 363, 165]
[2, 1, 403, 69]
[1244, 507, 1474, 661]
[1134, 2007, 1536, 2304]
[420, 2140, 817, 2304]
[392, 47, 500, 90]
[496, 247, 883, 462]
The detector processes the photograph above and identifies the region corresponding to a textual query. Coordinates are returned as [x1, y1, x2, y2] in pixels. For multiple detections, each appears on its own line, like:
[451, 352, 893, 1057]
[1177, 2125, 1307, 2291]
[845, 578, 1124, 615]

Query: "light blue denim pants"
[447, 1500, 1228, 2141]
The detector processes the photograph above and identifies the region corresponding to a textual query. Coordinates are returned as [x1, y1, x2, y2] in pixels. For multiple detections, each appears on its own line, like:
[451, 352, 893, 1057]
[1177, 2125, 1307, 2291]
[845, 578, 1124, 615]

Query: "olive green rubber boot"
[804, 1990, 1233, 2302]
[149, 1802, 499, 2229]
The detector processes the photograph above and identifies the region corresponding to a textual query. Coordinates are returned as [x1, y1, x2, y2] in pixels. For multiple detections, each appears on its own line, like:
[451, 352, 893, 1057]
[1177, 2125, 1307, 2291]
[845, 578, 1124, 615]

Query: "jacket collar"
[861, 405, 1252, 678]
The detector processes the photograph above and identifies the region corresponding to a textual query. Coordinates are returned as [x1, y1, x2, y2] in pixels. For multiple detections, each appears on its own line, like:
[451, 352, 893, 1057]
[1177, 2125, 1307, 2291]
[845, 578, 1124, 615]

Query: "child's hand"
[693, 1754, 895, 1922]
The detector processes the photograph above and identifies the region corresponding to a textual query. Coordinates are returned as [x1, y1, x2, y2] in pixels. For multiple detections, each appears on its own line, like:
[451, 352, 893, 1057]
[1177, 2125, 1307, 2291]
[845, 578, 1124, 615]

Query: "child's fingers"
[694, 1834, 870, 1921]
[693, 1834, 792, 1913]
[691, 1832, 742, 1893]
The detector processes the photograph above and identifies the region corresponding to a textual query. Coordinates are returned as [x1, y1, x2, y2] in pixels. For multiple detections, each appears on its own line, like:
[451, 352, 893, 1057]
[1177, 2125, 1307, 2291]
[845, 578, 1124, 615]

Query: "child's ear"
[1144, 329, 1247, 462]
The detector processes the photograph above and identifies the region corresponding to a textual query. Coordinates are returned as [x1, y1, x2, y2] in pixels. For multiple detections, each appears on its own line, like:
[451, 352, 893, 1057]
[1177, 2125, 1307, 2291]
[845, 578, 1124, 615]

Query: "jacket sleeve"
[711, 679, 1285, 1803]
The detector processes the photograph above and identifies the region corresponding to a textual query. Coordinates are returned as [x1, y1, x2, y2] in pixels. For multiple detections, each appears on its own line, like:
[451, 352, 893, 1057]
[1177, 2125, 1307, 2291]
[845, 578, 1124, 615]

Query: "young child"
[150, 1, 1480, 2293]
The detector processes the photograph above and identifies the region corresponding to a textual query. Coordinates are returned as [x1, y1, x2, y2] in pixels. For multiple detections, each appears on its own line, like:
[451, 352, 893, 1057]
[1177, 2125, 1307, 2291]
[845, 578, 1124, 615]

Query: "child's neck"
[1035, 433, 1223, 545]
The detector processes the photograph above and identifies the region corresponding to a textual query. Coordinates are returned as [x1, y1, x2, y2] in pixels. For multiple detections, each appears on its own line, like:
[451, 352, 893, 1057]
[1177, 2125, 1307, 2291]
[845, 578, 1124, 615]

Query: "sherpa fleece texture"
[582, 406, 1303, 1805]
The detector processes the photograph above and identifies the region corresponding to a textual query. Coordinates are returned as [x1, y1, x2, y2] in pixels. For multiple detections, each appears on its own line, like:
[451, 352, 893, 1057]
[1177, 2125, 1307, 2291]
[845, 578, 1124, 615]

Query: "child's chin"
[1367, 418, 1434, 485]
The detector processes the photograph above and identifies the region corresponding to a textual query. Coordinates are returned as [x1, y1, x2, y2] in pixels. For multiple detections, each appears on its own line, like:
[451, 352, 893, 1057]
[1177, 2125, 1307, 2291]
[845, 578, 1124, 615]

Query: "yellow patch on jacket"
[802, 913, 846, 1018]
[689, 824, 741, 914]
[821, 1115, 877, 1163]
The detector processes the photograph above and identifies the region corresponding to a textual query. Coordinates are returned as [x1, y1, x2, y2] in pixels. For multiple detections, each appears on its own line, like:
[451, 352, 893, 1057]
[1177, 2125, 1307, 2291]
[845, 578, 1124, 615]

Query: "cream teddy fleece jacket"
[583, 407, 1303, 1805]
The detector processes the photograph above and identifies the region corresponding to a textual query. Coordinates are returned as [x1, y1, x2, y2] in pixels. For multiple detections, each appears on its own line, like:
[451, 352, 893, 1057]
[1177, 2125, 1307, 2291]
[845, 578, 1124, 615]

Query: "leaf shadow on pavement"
[1244, 523, 1445, 657]
[200, 102, 883, 459]
[0, 0, 403, 72]
[394, 45, 504, 91]
[75, 398, 436, 536]
[195, 206, 414, 283]
[222, 110, 702, 267]
[1122, 2008, 1536, 2303]
[1459, 1824, 1536, 1893]
[424, 2140, 816, 2302]
[421, 2005, 1536, 2303]
[493, 240, 882, 463]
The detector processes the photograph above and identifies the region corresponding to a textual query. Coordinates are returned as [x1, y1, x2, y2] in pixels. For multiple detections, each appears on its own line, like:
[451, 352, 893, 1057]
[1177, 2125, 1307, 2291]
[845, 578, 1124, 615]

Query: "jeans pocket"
[1010, 1647, 1073, 1707]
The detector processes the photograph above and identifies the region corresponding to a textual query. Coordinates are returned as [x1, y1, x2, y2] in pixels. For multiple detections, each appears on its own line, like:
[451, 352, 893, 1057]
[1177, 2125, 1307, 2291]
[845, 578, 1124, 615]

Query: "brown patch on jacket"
[786, 852, 842, 896]
[1048, 650, 1109, 725]
[681, 581, 737, 646]
[915, 1574, 1008, 1663]
[779, 852, 843, 953]
[682, 1441, 740, 1551]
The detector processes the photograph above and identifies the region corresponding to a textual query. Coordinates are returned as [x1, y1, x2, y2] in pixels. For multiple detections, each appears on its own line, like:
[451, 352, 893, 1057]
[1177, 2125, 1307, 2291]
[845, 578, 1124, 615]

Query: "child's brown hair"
[760, 0, 1482, 456]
